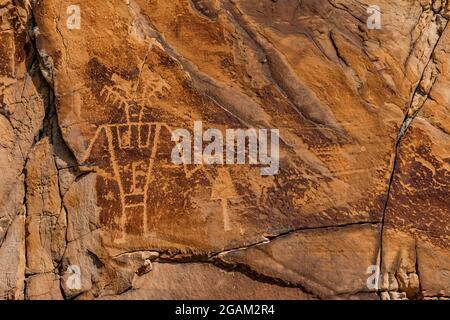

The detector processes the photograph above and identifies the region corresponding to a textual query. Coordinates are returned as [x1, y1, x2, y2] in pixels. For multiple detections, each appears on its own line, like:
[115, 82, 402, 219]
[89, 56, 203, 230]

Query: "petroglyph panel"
[23, 0, 449, 301]
[31, 0, 409, 252]
[0, 0, 449, 300]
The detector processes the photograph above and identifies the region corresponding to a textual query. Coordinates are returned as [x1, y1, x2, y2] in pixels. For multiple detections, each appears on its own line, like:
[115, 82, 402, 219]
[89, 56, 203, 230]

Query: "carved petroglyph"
[210, 167, 238, 232]
[83, 66, 247, 240]
[84, 122, 161, 241]
[99, 71, 170, 122]
[83, 69, 171, 241]
[136, 71, 171, 102]
[83, 70, 215, 241]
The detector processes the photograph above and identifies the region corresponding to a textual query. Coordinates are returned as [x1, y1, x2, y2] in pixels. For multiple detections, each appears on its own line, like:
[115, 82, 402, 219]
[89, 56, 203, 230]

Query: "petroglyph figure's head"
[127, 101, 144, 122]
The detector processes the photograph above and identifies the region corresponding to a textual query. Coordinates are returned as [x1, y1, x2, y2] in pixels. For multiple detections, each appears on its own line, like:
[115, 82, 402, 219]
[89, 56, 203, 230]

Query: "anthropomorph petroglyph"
[81, 69, 177, 241]
[210, 168, 238, 232]
[83, 65, 284, 240]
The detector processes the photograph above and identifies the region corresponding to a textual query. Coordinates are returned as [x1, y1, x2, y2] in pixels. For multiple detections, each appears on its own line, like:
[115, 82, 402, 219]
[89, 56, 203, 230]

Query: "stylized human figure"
[83, 71, 240, 241]
[82, 79, 172, 242]
[210, 167, 238, 232]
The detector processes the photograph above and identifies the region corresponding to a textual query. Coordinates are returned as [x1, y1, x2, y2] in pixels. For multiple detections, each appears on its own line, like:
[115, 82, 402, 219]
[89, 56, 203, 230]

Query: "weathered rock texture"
[0, 0, 448, 300]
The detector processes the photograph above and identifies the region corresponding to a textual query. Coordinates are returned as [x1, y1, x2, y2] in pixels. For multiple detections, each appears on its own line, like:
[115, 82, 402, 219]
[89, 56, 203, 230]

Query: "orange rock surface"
[0, 0, 448, 300]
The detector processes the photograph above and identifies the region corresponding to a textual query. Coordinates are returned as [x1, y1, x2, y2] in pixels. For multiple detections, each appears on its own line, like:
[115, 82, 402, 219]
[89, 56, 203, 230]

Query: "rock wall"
[0, 0, 448, 300]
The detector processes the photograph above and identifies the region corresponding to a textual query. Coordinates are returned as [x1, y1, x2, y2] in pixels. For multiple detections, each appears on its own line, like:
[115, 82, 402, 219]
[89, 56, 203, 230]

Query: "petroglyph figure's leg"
[221, 199, 231, 232]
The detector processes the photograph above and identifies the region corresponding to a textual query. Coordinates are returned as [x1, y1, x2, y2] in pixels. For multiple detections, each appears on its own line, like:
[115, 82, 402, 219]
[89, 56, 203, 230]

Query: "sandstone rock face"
[0, 0, 448, 300]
